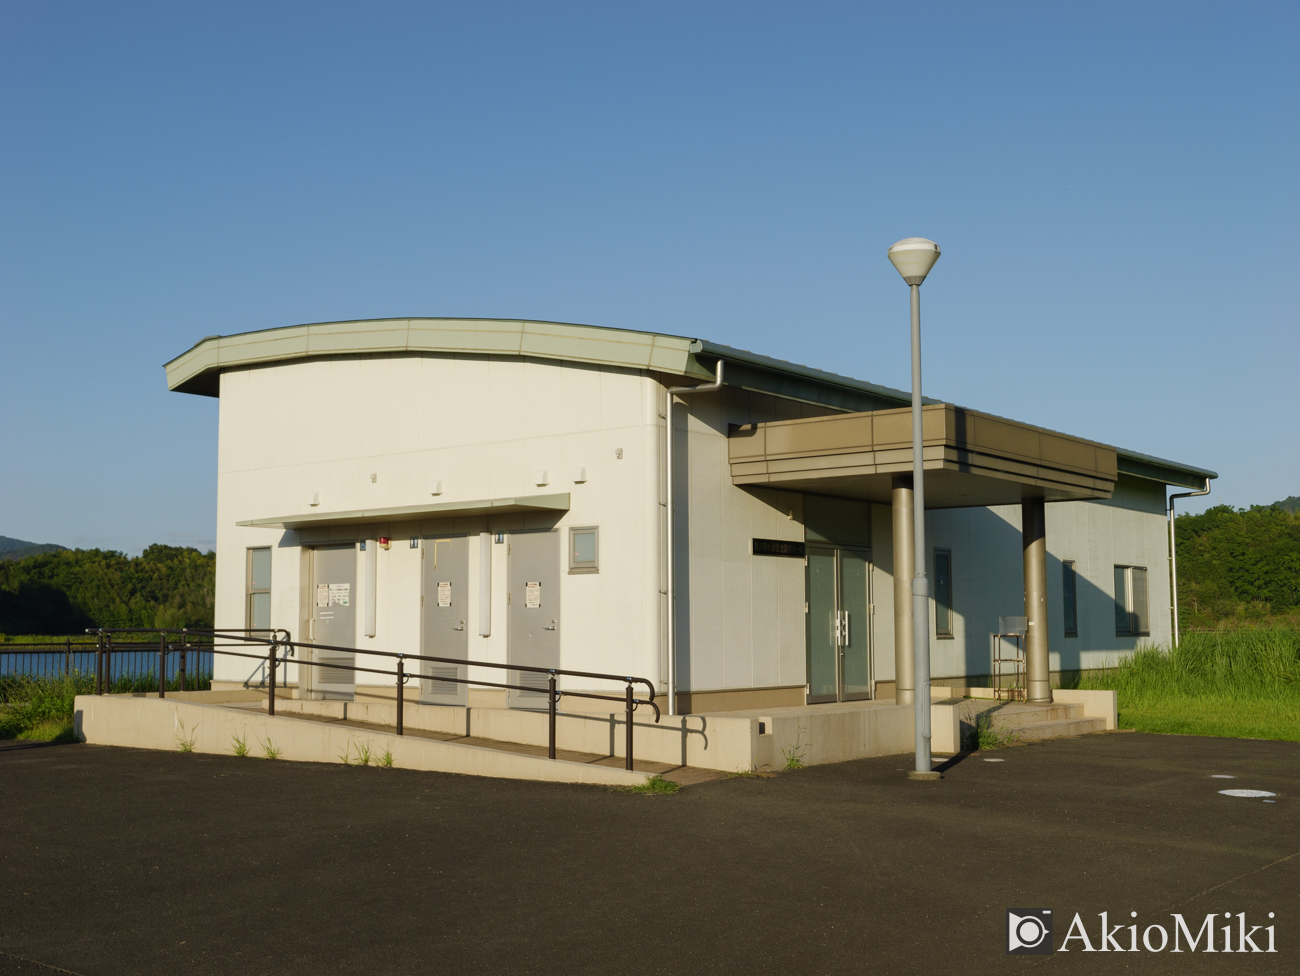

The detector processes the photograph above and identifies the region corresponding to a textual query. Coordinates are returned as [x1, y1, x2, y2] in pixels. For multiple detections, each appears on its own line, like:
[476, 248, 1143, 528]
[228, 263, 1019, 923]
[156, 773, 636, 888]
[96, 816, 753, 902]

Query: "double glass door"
[806, 545, 872, 703]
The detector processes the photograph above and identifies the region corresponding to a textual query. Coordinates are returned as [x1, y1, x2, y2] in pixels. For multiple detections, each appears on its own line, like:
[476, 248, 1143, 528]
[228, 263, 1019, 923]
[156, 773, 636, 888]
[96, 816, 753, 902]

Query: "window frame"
[567, 526, 599, 575]
[246, 546, 272, 633]
[933, 548, 953, 639]
[1113, 564, 1150, 637]
[1062, 559, 1078, 638]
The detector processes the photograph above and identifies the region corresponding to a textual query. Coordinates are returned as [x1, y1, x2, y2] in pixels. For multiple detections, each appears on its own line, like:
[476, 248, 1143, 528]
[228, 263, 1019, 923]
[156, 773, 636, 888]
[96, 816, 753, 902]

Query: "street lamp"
[887, 237, 942, 781]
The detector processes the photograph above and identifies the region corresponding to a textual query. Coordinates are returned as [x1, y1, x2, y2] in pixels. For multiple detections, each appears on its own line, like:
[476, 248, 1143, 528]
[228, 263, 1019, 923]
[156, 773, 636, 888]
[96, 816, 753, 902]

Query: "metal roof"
[166, 316, 1216, 488]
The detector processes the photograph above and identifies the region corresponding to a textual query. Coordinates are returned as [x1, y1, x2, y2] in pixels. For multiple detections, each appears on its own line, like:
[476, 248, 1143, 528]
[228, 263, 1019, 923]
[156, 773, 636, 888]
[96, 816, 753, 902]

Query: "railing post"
[65, 638, 71, 677]
[548, 672, 557, 760]
[95, 633, 103, 695]
[267, 639, 277, 717]
[158, 633, 167, 698]
[179, 632, 187, 692]
[625, 683, 634, 771]
[396, 658, 404, 736]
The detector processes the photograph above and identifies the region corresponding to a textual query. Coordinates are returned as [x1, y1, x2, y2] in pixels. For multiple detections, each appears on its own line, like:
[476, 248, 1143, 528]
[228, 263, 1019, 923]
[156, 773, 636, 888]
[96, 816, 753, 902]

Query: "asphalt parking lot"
[1, 732, 1296, 975]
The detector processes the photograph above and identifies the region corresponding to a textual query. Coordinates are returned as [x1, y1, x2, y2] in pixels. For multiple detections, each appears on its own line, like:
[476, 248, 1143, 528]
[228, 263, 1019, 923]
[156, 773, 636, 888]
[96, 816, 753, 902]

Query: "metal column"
[1021, 497, 1052, 704]
[891, 475, 915, 705]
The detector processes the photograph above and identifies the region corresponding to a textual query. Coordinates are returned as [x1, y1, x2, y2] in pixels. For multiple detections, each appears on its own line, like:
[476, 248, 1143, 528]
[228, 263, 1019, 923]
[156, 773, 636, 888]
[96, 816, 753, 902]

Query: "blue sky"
[2, 1, 1296, 554]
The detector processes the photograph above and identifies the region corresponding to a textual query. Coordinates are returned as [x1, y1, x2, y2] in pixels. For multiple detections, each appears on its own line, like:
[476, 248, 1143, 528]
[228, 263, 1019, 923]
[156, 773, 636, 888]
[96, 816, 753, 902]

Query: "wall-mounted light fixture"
[410, 537, 420, 549]
[378, 537, 391, 550]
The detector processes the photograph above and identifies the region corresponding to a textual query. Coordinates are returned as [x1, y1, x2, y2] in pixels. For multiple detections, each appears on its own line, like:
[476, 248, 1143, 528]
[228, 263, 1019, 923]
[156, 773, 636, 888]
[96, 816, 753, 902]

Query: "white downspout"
[665, 359, 724, 716]
[1168, 478, 1211, 647]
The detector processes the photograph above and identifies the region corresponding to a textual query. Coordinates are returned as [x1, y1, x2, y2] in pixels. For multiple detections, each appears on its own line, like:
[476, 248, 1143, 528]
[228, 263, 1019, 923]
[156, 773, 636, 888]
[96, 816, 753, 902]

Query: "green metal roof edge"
[165, 317, 712, 396]
[1115, 450, 1217, 490]
[696, 340, 924, 410]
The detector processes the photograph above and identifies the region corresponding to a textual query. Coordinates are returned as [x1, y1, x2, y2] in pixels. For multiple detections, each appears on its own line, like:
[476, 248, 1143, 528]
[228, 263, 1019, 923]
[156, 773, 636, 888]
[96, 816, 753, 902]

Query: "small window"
[246, 547, 272, 632]
[1114, 565, 1149, 637]
[934, 549, 953, 638]
[568, 527, 599, 574]
[1062, 560, 1078, 638]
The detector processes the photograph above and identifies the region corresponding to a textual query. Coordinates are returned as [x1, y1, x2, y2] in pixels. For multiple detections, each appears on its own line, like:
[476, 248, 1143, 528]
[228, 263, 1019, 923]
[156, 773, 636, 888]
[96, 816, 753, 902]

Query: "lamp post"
[887, 237, 942, 781]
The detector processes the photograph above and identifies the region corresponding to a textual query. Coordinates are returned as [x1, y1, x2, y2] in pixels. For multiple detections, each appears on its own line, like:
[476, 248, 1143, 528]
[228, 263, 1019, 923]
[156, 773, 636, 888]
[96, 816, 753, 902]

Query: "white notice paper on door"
[437, 581, 451, 607]
[328, 583, 350, 606]
[316, 584, 329, 607]
[525, 581, 541, 608]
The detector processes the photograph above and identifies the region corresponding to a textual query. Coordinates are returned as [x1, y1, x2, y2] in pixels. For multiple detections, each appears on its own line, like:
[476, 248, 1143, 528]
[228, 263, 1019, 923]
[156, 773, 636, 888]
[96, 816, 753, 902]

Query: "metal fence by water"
[0, 637, 213, 691]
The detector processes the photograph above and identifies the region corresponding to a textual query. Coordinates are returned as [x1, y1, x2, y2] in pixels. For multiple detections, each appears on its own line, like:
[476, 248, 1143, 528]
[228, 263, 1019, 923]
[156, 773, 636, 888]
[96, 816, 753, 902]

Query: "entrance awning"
[236, 493, 571, 530]
[729, 405, 1117, 508]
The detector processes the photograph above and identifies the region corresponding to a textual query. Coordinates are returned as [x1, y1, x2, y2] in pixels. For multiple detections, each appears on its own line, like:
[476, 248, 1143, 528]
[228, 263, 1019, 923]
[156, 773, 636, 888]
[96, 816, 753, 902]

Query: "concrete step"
[1003, 716, 1108, 742]
[985, 702, 1086, 727]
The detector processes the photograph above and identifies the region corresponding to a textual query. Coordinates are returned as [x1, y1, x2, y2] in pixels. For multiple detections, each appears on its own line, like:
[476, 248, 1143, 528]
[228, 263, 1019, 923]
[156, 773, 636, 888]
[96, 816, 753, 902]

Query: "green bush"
[0, 672, 93, 739]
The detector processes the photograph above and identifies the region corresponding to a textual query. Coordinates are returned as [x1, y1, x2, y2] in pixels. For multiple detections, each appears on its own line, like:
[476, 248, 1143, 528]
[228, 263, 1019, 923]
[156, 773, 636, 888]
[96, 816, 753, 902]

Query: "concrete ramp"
[74, 695, 651, 787]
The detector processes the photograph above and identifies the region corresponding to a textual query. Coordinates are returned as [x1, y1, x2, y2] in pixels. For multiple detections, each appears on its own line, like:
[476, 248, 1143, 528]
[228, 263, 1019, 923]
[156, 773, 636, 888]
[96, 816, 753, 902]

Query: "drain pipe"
[1168, 478, 1211, 647]
[665, 358, 724, 716]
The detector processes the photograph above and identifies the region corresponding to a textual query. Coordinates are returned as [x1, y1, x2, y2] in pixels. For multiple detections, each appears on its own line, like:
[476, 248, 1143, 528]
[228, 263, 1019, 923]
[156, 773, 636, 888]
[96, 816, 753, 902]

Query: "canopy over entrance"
[729, 404, 1118, 508]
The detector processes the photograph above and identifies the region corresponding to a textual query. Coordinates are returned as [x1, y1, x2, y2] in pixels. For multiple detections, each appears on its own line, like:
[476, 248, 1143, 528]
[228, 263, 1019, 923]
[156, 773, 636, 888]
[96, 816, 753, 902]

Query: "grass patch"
[617, 775, 680, 795]
[1078, 628, 1300, 742]
[16, 718, 77, 743]
[231, 733, 250, 757]
[0, 672, 91, 741]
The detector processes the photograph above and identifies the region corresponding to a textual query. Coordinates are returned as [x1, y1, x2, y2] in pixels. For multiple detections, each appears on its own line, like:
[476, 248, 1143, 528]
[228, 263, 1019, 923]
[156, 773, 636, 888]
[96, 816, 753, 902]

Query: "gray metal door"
[420, 537, 469, 706]
[507, 531, 560, 709]
[310, 545, 357, 700]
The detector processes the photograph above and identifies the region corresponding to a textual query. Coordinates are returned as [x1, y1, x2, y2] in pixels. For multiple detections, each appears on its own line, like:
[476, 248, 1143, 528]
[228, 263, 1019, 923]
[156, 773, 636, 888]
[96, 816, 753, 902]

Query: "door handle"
[842, 611, 849, 647]
[454, 620, 466, 631]
[544, 619, 557, 631]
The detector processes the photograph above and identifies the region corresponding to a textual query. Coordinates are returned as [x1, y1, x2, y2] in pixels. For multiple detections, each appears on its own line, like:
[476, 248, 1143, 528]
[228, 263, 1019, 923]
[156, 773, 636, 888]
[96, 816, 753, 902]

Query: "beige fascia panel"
[236, 493, 571, 531]
[166, 317, 706, 395]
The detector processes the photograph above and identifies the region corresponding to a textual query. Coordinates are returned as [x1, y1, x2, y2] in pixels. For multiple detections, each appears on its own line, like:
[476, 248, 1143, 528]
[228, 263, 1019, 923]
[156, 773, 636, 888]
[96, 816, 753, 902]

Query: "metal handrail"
[87, 627, 660, 771]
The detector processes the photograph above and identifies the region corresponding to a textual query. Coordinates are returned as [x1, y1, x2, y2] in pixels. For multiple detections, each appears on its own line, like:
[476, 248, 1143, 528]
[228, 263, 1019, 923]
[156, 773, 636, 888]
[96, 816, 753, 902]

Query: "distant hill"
[1274, 496, 1300, 514]
[0, 536, 67, 562]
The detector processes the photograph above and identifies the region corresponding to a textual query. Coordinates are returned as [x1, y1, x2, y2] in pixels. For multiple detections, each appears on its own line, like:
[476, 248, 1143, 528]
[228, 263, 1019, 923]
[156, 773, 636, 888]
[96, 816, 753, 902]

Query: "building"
[165, 317, 1215, 714]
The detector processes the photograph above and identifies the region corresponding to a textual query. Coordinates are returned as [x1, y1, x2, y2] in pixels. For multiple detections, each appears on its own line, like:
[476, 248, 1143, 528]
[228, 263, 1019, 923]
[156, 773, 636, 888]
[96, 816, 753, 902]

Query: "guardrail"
[87, 628, 661, 771]
[1, 635, 213, 691]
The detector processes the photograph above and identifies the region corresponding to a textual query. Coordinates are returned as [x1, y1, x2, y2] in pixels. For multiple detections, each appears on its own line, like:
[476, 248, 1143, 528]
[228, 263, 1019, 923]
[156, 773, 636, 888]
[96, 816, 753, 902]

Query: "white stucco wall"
[213, 353, 664, 692]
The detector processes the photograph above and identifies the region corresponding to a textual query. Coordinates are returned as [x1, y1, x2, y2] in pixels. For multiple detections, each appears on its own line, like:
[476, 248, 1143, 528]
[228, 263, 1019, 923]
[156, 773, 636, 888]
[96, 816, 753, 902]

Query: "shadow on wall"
[941, 506, 1145, 679]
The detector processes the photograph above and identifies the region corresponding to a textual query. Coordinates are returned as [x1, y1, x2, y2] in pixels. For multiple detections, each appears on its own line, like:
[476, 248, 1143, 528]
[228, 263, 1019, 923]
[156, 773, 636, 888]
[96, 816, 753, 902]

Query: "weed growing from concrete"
[231, 733, 249, 757]
[353, 741, 373, 766]
[618, 776, 680, 795]
[973, 714, 1020, 750]
[261, 738, 281, 760]
[782, 746, 806, 770]
[175, 717, 197, 753]
[379, 748, 394, 768]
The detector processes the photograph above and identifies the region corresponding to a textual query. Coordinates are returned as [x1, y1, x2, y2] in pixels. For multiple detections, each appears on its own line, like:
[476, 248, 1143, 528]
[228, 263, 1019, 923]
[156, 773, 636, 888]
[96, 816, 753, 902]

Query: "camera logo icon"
[1007, 909, 1053, 954]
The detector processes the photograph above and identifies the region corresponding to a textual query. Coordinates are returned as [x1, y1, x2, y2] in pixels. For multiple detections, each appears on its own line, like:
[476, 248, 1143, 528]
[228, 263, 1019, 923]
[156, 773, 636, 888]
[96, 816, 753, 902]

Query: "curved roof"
[165, 316, 1215, 489]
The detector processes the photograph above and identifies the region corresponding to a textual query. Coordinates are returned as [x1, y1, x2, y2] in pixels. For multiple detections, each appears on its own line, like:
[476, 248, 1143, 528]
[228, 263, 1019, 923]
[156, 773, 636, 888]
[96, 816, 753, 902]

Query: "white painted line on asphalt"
[1219, 789, 1276, 798]
[1211, 774, 1236, 779]
[983, 758, 1005, 763]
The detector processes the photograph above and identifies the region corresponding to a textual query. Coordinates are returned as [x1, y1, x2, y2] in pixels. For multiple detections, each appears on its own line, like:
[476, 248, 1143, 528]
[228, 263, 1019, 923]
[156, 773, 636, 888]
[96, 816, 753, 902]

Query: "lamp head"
[887, 237, 941, 286]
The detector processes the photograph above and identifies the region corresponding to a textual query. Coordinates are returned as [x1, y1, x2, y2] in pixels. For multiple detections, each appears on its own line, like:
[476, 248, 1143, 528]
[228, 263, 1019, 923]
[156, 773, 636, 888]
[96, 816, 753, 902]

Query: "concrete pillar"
[892, 476, 915, 705]
[1022, 497, 1052, 703]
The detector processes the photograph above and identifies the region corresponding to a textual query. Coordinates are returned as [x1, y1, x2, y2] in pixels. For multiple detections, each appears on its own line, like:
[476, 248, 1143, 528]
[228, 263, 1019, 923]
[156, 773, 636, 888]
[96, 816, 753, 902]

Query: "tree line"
[0, 546, 215, 636]
[1176, 503, 1300, 628]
